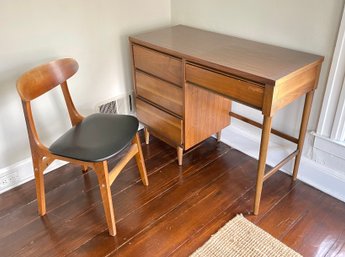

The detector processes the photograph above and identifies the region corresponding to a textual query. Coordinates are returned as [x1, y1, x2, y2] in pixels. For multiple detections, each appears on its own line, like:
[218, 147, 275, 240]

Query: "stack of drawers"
[131, 43, 231, 165]
[132, 44, 184, 148]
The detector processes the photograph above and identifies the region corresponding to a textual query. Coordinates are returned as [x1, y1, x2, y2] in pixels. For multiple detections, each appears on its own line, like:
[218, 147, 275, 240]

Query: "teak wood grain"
[272, 64, 321, 114]
[136, 98, 183, 146]
[130, 25, 324, 214]
[129, 25, 323, 84]
[132, 44, 182, 86]
[135, 70, 183, 116]
[184, 83, 231, 149]
[185, 63, 264, 109]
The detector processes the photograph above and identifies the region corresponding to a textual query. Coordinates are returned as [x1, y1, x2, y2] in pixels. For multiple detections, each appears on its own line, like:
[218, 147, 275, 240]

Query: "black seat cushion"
[49, 113, 139, 162]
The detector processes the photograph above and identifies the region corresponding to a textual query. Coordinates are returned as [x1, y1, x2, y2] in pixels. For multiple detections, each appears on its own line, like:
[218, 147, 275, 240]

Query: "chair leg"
[94, 161, 116, 236]
[81, 165, 89, 173]
[133, 132, 149, 186]
[33, 158, 46, 215]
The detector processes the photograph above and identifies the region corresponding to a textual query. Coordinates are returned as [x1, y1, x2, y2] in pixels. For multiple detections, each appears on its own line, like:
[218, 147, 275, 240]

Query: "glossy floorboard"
[1, 131, 345, 257]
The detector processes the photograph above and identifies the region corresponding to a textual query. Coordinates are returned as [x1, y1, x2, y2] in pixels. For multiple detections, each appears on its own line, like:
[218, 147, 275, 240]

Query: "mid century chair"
[16, 58, 148, 236]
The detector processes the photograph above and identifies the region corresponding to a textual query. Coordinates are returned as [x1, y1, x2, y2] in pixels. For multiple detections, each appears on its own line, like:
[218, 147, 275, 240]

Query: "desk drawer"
[135, 71, 183, 116]
[133, 44, 182, 85]
[136, 98, 183, 146]
[186, 64, 264, 109]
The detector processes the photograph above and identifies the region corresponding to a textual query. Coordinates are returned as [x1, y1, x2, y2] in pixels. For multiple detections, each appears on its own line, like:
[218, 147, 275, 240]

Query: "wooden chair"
[16, 58, 149, 236]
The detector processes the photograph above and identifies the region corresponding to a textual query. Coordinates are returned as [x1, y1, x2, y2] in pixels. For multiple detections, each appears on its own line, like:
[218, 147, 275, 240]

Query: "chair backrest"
[17, 58, 79, 101]
[16, 58, 84, 155]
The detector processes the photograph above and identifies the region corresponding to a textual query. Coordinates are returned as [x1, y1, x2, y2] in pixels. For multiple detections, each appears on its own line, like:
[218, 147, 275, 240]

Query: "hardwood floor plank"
[0, 135, 175, 242]
[169, 172, 299, 257]
[0, 172, 98, 240]
[0, 164, 79, 218]
[66, 140, 231, 257]
[255, 184, 325, 240]
[1, 133, 345, 257]
[282, 191, 345, 257]
[45, 140, 229, 257]
[0, 213, 66, 257]
[107, 152, 257, 256]
[0, 136, 178, 256]
[1, 137, 228, 257]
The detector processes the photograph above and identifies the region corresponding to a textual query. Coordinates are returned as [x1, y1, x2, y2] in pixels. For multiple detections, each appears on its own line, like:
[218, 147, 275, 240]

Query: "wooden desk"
[129, 25, 324, 214]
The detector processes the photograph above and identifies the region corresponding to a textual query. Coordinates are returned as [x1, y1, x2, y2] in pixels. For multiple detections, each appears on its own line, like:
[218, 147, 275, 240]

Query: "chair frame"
[17, 58, 148, 236]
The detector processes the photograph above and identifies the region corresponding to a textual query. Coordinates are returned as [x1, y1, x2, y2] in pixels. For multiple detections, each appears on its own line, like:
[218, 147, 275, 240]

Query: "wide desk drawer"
[135, 71, 183, 116]
[133, 44, 182, 85]
[136, 98, 183, 146]
[185, 64, 264, 109]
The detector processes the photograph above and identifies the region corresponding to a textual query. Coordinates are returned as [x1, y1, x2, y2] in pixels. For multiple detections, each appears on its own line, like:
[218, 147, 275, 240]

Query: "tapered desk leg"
[177, 146, 183, 166]
[254, 115, 272, 215]
[292, 91, 315, 181]
[144, 127, 150, 145]
[216, 131, 222, 142]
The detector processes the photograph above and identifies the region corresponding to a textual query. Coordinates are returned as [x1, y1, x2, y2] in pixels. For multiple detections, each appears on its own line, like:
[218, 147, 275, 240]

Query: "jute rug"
[190, 215, 302, 257]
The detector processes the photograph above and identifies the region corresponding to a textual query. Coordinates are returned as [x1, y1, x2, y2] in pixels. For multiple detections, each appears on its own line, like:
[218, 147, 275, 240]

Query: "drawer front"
[135, 71, 183, 116]
[186, 64, 264, 109]
[136, 98, 183, 146]
[133, 44, 182, 85]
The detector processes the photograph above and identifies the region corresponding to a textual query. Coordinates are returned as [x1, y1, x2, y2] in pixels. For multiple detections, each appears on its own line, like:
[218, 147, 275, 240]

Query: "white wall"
[0, 0, 171, 169]
[171, 0, 345, 201]
[172, 0, 344, 136]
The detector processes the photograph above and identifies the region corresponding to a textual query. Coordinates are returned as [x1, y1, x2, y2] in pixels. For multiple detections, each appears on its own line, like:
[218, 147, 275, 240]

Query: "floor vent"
[98, 93, 133, 115]
[99, 100, 118, 114]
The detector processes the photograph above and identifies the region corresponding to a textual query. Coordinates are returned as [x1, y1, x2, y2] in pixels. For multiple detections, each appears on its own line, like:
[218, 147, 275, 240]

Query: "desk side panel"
[184, 83, 231, 150]
[272, 63, 322, 114]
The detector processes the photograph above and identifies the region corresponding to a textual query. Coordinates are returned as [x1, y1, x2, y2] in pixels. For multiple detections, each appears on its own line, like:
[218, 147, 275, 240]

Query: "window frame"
[314, 7, 345, 157]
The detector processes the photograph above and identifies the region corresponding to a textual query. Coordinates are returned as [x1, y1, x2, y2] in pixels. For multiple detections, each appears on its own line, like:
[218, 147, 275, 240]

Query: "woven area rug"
[190, 215, 302, 257]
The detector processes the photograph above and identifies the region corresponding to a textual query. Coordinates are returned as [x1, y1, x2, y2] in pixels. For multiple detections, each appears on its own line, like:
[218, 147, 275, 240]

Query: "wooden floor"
[1, 131, 345, 257]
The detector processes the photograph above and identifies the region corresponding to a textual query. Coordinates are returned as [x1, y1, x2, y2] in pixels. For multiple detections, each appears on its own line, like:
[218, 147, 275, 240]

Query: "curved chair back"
[16, 58, 83, 154]
[17, 58, 78, 101]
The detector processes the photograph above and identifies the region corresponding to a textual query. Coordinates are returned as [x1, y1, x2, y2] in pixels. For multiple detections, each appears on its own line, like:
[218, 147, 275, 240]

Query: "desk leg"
[216, 131, 222, 142]
[292, 90, 314, 181]
[177, 146, 183, 166]
[144, 127, 150, 145]
[254, 115, 272, 215]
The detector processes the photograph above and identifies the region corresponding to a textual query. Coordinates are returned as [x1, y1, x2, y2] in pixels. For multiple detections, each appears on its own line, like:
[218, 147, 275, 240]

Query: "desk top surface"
[130, 25, 323, 85]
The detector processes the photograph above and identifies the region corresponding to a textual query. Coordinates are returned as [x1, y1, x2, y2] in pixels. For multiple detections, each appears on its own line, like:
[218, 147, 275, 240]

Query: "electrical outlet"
[0, 173, 21, 190]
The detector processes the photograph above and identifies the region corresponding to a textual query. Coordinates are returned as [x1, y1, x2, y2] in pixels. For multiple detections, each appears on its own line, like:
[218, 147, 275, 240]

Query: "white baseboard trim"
[0, 158, 66, 194]
[220, 124, 345, 203]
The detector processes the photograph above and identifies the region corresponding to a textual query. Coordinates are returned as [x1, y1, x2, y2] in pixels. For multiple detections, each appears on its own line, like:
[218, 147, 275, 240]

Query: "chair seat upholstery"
[49, 113, 139, 162]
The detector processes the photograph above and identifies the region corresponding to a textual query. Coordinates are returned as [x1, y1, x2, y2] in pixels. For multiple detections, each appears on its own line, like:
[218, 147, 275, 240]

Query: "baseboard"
[220, 124, 345, 203]
[0, 158, 66, 194]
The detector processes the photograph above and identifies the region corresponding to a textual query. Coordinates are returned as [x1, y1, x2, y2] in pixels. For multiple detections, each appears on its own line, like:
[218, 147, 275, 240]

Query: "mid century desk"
[129, 25, 324, 214]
